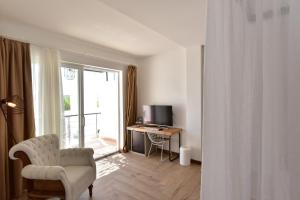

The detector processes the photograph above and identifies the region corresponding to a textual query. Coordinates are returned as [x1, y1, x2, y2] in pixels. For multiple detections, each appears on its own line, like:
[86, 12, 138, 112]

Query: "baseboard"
[191, 159, 202, 165]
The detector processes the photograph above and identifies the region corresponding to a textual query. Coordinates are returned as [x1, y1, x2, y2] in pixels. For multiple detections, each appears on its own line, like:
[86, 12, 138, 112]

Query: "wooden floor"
[79, 152, 201, 200]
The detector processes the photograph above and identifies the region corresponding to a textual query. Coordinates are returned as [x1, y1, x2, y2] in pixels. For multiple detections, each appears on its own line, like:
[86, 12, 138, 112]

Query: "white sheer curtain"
[31, 45, 64, 139]
[202, 0, 300, 199]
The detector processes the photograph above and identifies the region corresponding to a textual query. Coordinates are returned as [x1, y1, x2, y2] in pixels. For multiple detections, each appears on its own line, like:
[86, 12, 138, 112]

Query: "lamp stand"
[0, 101, 18, 144]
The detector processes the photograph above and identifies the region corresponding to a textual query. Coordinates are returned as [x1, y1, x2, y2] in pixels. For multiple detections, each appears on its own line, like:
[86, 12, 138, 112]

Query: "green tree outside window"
[64, 95, 71, 111]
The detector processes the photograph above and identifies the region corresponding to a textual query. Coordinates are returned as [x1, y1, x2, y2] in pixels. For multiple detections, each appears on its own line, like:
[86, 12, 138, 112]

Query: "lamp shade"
[0, 95, 24, 120]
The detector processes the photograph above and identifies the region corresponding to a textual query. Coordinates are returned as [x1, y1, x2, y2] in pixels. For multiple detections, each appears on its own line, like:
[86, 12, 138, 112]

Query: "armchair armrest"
[21, 165, 67, 181]
[21, 165, 71, 199]
[59, 148, 95, 167]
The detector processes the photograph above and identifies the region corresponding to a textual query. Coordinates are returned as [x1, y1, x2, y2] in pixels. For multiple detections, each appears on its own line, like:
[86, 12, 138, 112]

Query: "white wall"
[0, 16, 138, 65]
[186, 46, 202, 161]
[137, 46, 203, 161]
[137, 48, 187, 153]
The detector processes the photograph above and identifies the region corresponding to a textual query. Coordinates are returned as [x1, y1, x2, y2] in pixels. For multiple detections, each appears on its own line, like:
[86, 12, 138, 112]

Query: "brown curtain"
[0, 37, 35, 200]
[123, 65, 137, 152]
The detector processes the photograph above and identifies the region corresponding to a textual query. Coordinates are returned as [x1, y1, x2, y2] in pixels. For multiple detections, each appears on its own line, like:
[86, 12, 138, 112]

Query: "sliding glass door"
[61, 67, 80, 148]
[61, 64, 120, 159]
[83, 69, 119, 158]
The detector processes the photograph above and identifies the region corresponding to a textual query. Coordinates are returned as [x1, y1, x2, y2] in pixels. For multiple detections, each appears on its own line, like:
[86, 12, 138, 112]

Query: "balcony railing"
[63, 112, 101, 147]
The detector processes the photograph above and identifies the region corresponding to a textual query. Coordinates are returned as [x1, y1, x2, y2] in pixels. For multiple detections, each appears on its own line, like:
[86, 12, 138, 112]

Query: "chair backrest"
[9, 134, 60, 166]
[147, 132, 164, 144]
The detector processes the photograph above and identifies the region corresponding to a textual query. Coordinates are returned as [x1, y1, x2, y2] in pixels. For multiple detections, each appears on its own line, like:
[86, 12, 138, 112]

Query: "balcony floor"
[85, 136, 118, 159]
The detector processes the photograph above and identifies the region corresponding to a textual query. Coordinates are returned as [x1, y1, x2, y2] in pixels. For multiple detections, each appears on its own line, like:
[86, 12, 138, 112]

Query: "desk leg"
[130, 130, 133, 151]
[168, 133, 180, 162]
[168, 136, 172, 161]
[179, 131, 181, 148]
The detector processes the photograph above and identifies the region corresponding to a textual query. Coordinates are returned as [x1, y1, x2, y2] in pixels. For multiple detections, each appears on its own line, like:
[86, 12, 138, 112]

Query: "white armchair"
[9, 134, 96, 200]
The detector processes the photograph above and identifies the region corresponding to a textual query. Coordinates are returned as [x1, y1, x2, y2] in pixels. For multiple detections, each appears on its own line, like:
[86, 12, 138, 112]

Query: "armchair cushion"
[21, 165, 67, 181]
[60, 148, 95, 167]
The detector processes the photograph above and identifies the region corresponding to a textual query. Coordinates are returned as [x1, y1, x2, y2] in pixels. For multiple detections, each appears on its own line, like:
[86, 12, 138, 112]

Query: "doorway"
[61, 63, 120, 159]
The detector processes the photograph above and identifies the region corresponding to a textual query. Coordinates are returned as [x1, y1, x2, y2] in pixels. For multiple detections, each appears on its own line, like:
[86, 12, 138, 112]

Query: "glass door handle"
[82, 116, 85, 127]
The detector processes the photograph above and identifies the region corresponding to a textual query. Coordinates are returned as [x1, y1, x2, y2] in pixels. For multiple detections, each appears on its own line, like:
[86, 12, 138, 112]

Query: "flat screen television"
[143, 105, 173, 126]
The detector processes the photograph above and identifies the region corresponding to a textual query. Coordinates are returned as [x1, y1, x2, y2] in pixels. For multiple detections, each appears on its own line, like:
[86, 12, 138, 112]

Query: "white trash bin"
[180, 146, 191, 166]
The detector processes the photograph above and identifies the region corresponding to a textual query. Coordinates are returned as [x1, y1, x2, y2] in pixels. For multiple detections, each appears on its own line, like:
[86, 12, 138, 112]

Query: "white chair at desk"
[147, 132, 170, 161]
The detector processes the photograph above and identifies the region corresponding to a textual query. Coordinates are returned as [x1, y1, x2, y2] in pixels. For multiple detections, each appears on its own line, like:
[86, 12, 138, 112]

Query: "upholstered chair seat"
[9, 134, 96, 200]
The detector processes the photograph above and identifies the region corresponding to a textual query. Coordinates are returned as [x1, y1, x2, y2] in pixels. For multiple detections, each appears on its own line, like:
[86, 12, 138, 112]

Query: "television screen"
[143, 105, 173, 126]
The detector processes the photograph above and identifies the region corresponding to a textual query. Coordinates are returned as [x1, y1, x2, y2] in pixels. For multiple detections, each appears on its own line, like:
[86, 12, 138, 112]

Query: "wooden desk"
[126, 125, 182, 161]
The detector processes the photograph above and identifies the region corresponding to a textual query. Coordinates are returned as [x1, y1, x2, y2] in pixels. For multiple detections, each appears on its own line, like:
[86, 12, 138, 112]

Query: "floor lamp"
[0, 95, 24, 144]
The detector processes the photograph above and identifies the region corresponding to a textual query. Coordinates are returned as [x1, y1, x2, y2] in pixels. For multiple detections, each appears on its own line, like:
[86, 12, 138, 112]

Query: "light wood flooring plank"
[80, 152, 201, 200]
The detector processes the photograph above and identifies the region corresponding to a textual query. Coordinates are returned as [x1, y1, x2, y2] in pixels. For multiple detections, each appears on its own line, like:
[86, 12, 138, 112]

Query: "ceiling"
[99, 0, 207, 46]
[0, 0, 206, 56]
